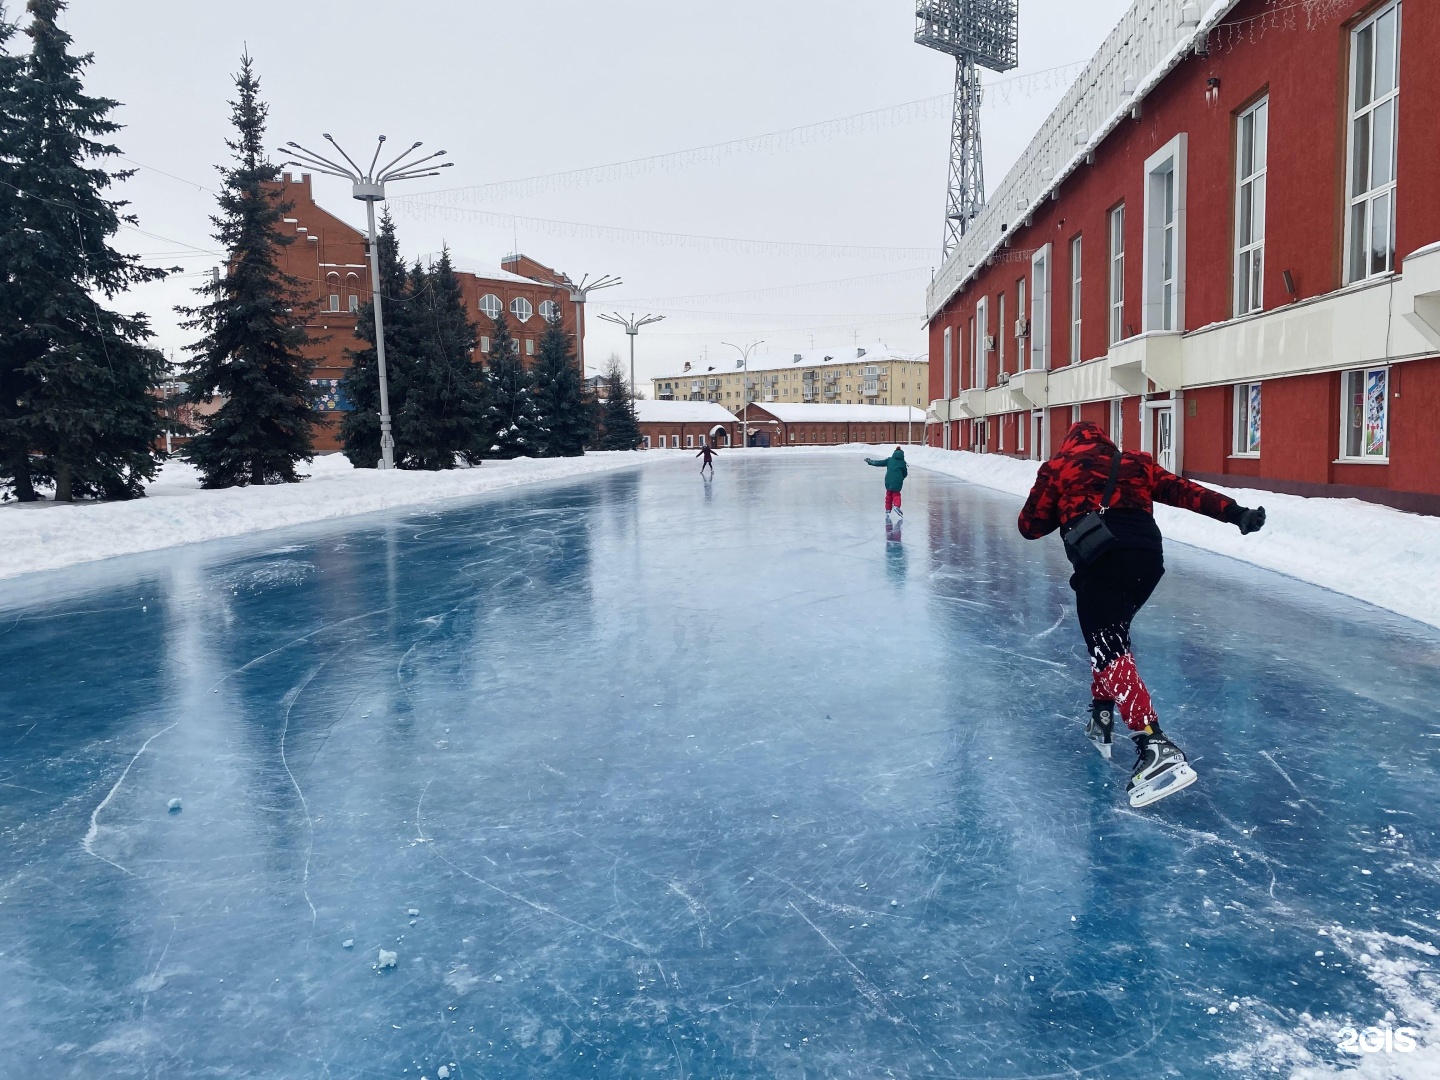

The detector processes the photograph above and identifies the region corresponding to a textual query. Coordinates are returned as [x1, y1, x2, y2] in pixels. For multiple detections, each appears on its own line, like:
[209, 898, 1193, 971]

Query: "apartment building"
[267, 174, 578, 452]
[654, 345, 929, 411]
[926, 0, 1440, 514]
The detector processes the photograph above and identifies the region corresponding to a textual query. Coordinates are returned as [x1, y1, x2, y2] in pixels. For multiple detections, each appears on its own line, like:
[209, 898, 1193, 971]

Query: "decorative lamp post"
[561, 274, 622, 379]
[596, 311, 666, 398]
[722, 340, 764, 447]
[283, 134, 452, 469]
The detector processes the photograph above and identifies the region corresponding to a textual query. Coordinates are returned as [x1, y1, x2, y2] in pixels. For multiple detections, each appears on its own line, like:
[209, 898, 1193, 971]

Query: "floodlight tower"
[915, 0, 1019, 257]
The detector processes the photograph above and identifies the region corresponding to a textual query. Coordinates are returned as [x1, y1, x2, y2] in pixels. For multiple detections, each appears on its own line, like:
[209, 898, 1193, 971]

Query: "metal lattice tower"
[915, 0, 1019, 257]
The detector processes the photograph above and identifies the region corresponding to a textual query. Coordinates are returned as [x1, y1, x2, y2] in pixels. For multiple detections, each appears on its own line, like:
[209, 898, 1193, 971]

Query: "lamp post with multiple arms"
[561, 273, 622, 379]
[596, 312, 666, 401]
[723, 340, 764, 447]
[282, 135, 452, 469]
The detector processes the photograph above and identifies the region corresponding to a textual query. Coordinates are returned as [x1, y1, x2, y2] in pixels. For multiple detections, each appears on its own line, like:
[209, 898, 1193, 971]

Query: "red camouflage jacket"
[1017, 421, 1238, 540]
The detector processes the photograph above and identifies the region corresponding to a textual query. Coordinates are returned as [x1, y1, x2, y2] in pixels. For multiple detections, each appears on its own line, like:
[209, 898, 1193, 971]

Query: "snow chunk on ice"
[377, 950, 397, 969]
[167, 798, 182, 812]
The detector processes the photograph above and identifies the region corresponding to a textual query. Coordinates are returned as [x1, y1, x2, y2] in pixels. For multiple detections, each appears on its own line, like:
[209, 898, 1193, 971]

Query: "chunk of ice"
[407, 908, 420, 916]
[167, 798, 182, 812]
[378, 950, 398, 969]
[342, 939, 354, 949]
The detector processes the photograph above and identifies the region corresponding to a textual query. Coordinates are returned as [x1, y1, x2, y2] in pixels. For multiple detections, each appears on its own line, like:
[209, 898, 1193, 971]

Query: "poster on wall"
[1364, 370, 1387, 457]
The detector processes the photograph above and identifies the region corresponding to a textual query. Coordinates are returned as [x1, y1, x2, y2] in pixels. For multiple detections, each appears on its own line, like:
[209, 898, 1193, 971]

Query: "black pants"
[1071, 547, 1165, 670]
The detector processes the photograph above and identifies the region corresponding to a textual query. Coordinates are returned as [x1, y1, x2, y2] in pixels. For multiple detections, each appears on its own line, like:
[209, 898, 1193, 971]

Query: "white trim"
[1070, 234, 1083, 364]
[1338, 365, 1391, 462]
[942, 327, 953, 401]
[1234, 97, 1268, 317]
[1030, 243, 1052, 371]
[1344, 2, 1402, 285]
[1143, 133, 1188, 333]
[1109, 204, 1126, 345]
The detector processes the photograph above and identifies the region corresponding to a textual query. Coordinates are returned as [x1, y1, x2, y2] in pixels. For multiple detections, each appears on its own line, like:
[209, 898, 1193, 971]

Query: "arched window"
[538, 299, 559, 321]
[510, 296, 533, 323]
[345, 272, 360, 313]
[479, 294, 503, 319]
[325, 273, 340, 313]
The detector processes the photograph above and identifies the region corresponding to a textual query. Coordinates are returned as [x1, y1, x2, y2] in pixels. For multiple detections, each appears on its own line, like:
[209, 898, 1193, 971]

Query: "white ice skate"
[1126, 730, 1197, 808]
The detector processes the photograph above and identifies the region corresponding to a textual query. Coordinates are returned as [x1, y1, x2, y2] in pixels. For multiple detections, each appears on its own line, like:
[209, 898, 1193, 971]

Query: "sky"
[49, 0, 1133, 387]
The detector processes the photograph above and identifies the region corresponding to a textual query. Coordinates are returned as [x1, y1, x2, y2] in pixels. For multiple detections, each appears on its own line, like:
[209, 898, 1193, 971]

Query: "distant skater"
[1017, 422, 1266, 808]
[865, 447, 908, 518]
[697, 443, 718, 478]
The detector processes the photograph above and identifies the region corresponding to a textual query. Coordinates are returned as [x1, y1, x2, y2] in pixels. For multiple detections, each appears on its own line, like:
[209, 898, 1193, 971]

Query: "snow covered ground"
[904, 446, 1440, 632]
[0, 451, 662, 580]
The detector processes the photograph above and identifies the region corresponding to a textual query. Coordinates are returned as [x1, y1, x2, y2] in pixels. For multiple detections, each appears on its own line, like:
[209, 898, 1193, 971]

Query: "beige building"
[653, 344, 928, 411]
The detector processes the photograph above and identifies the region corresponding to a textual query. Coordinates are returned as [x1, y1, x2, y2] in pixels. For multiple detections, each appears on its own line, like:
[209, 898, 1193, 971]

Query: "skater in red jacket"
[1017, 421, 1266, 807]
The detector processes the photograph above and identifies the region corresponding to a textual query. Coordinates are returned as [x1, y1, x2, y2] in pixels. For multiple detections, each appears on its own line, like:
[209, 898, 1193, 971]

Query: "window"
[325, 272, 340, 313]
[1341, 368, 1389, 460]
[942, 327, 953, 400]
[1016, 278, 1027, 371]
[1070, 235, 1083, 363]
[975, 298, 988, 388]
[686, 434, 694, 448]
[1017, 412, 1026, 453]
[538, 299, 560, 321]
[1110, 398, 1125, 450]
[525, 338, 535, 356]
[479, 294, 503, 319]
[326, 294, 340, 313]
[1109, 205, 1125, 344]
[347, 294, 359, 313]
[480, 336, 491, 353]
[510, 297, 534, 322]
[699, 434, 707, 447]
[1030, 244, 1050, 371]
[997, 293, 1006, 375]
[1235, 98, 1268, 315]
[643, 435, 651, 449]
[1233, 382, 1262, 455]
[1346, 3, 1401, 282]
[1143, 134, 1186, 332]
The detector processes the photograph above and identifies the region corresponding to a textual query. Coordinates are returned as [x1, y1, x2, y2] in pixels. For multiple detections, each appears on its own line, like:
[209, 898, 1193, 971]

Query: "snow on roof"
[428, 253, 545, 287]
[633, 399, 738, 423]
[748, 403, 926, 424]
[654, 344, 925, 381]
[926, 0, 1243, 319]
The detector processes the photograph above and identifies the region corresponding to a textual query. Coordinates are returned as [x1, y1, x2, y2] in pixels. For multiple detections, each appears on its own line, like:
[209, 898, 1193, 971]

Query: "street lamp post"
[283, 134, 453, 469]
[561, 273, 621, 380]
[722, 340, 764, 447]
[596, 312, 665, 399]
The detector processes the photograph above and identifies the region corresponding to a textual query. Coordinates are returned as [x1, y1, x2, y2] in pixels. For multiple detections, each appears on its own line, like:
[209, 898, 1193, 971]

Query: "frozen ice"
[377, 950, 397, 970]
[341, 939, 353, 949]
[166, 797, 181, 812]
[407, 908, 419, 916]
[2, 456, 1440, 1078]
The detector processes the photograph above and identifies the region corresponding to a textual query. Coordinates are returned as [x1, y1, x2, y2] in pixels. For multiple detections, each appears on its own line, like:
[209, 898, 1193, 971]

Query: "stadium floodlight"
[282, 135, 454, 469]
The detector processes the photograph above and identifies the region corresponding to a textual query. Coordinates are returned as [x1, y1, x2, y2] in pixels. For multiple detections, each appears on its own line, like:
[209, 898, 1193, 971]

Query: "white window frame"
[1030, 243, 1051, 371]
[538, 299, 560, 321]
[1345, 2, 1401, 284]
[1070, 235, 1083, 363]
[997, 293, 1006, 376]
[1109, 205, 1126, 344]
[942, 326, 952, 401]
[525, 338, 535, 356]
[1339, 367, 1390, 462]
[347, 294, 359, 313]
[479, 294, 503, 319]
[1110, 398, 1125, 450]
[643, 435, 651, 449]
[1031, 411, 1046, 461]
[1142, 133, 1188, 333]
[1017, 411, 1026, 453]
[1233, 382, 1262, 456]
[686, 434, 694, 448]
[1234, 97, 1268, 316]
[510, 296, 534, 323]
[1015, 278, 1027, 372]
[973, 300, 988, 389]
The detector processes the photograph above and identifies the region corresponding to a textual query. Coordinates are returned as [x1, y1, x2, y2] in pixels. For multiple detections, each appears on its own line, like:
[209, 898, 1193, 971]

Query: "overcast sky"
[53, 0, 1131, 386]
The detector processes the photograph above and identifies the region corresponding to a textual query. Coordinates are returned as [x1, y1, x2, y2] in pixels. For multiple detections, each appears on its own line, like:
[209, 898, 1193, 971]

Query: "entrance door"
[1154, 407, 1175, 473]
[1031, 412, 1045, 460]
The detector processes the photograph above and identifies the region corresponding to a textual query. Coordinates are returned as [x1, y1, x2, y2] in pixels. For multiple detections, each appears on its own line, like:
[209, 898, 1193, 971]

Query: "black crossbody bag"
[1062, 452, 1124, 567]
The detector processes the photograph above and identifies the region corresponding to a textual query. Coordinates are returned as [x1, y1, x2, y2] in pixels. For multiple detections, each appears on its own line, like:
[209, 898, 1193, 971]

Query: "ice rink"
[3, 454, 1438, 1078]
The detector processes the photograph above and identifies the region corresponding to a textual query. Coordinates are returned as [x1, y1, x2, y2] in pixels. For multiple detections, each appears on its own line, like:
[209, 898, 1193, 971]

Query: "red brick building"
[634, 400, 739, 449]
[926, 0, 1440, 514]
[268, 174, 579, 452]
[739, 403, 926, 447]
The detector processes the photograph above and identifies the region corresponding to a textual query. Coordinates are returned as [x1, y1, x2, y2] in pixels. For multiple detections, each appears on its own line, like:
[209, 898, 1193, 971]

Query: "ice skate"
[1126, 729, 1197, 808]
[892, 506, 903, 519]
[1086, 699, 1115, 759]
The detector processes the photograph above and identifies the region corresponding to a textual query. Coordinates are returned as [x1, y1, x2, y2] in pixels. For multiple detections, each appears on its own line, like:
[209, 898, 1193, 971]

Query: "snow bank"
[906, 447, 1440, 632]
[0, 452, 657, 580]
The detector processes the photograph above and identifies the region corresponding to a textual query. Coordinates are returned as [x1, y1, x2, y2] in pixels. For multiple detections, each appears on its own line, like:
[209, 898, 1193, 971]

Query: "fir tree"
[530, 311, 591, 457]
[400, 248, 489, 468]
[597, 353, 642, 451]
[339, 208, 417, 468]
[1, 0, 168, 501]
[178, 52, 316, 488]
[483, 312, 542, 458]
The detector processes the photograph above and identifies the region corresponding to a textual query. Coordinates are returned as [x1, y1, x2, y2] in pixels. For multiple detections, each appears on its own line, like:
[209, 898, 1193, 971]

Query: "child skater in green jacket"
[865, 447, 908, 519]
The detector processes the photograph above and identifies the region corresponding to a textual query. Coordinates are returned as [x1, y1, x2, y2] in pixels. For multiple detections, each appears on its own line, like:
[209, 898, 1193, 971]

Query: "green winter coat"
[865, 449, 908, 492]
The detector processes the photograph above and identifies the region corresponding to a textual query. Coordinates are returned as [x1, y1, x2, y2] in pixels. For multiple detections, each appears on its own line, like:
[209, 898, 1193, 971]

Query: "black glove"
[1236, 506, 1266, 535]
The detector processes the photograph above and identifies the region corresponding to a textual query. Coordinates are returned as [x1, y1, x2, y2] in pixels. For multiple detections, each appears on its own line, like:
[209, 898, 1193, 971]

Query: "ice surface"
[2, 456, 1439, 1078]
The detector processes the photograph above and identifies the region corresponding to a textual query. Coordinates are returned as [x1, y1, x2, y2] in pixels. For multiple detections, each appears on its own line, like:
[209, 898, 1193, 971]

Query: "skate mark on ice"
[204, 607, 389, 694]
[786, 901, 910, 1028]
[667, 880, 710, 949]
[279, 652, 338, 927]
[758, 869, 912, 920]
[82, 721, 178, 875]
[1031, 606, 1068, 641]
[1259, 750, 1327, 817]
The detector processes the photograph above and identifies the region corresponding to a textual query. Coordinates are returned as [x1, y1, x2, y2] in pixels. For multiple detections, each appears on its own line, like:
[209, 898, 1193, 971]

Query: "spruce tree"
[1, 0, 168, 501]
[400, 248, 489, 468]
[530, 311, 591, 457]
[178, 52, 316, 488]
[597, 354, 642, 451]
[483, 312, 542, 458]
[339, 209, 416, 468]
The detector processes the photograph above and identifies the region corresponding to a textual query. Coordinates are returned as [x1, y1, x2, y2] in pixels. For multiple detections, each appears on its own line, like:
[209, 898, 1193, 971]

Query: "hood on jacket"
[1057, 421, 1116, 457]
[892, 448, 905, 459]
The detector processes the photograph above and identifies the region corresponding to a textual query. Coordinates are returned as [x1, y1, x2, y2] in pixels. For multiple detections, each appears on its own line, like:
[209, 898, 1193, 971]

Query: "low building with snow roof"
[633, 400, 739, 450]
[652, 345, 928, 413]
[736, 403, 926, 448]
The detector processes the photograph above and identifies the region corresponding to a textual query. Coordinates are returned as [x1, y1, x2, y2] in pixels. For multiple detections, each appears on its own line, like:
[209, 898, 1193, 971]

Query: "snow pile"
[905, 447, 1440, 631]
[0, 452, 654, 580]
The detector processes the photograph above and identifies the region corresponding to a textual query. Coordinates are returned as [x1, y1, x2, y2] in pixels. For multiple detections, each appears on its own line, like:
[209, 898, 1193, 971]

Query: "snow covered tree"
[399, 248, 489, 469]
[339, 208, 417, 468]
[530, 311, 591, 457]
[597, 353, 642, 451]
[0, 0, 168, 501]
[483, 312, 542, 459]
[178, 52, 316, 488]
